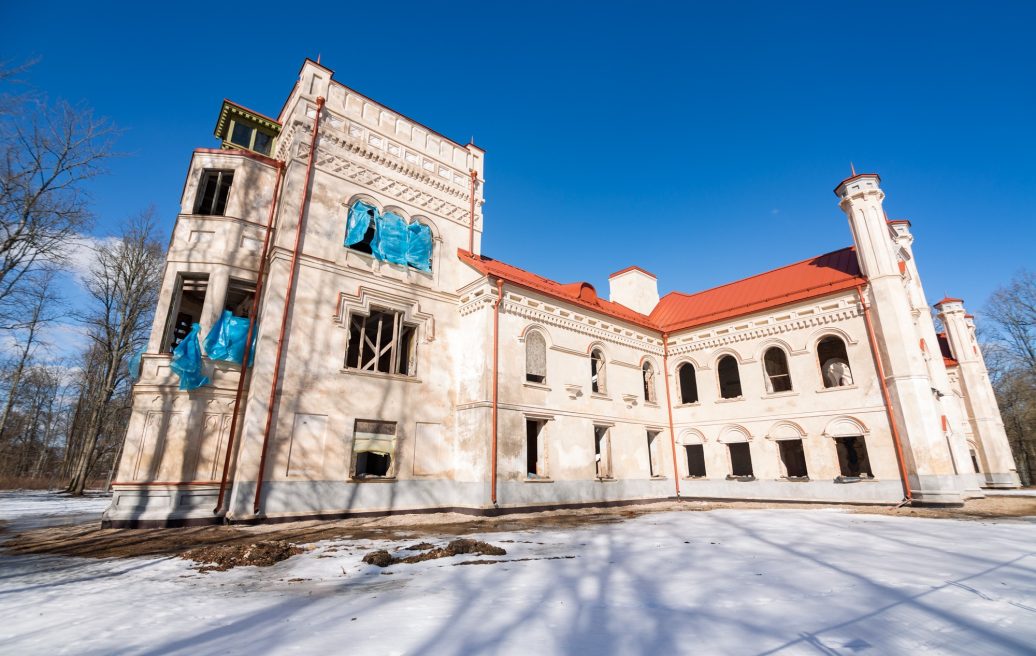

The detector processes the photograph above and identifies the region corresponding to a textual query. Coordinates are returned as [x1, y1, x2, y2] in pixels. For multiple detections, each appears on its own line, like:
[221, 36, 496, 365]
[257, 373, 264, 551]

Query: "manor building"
[103, 60, 1019, 527]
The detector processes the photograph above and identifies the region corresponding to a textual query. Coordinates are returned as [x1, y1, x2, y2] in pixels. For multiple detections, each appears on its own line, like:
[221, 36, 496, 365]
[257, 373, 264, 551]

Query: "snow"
[1, 495, 1035, 655]
[0, 490, 111, 531]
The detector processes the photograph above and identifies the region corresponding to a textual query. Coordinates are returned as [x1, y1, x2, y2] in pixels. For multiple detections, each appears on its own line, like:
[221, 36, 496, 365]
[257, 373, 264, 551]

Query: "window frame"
[195, 169, 234, 216]
[524, 330, 547, 384]
[677, 362, 699, 405]
[816, 335, 854, 389]
[161, 272, 210, 353]
[344, 306, 419, 378]
[350, 419, 398, 480]
[590, 348, 607, 395]
[642, 361, 657, 404]
[717, 354, 743, 400]
[763, 346, 793, 394]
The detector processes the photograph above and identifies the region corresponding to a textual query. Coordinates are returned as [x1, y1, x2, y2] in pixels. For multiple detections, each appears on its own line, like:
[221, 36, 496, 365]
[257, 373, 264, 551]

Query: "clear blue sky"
[4, 1, 1034, 317]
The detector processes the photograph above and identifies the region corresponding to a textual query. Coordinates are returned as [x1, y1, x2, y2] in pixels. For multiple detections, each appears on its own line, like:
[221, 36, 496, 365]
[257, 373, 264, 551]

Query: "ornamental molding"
[332, 286, 436, 342]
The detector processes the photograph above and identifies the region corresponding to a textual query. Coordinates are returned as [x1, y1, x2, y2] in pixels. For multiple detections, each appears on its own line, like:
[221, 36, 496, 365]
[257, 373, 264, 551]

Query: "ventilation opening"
[834, 436, 873, 480]
[778, 439, 809, 479]
[727, 442, 754, 479]
[684, 444, 706, 478]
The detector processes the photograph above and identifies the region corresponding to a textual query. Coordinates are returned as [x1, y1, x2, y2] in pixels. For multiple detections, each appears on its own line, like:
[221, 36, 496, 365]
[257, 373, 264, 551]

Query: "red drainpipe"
[468, 170, 477, 254]
[661, 333, 681, 497]
[490, 277, 503, 506]
[856, 284, 913, 502]
[213, 160, 285, 515]
[252, 96, 325, 515]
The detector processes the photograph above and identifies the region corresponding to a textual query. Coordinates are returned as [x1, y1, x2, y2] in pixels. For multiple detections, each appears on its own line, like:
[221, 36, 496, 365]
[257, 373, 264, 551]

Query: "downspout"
[661, 333, 681, 498]
[213, 160, 285, 515]
[490, 277, 503, 506]
[856, 284, 913, 502]
[253, 96, 325, 515]
[468, 170, 477, 254]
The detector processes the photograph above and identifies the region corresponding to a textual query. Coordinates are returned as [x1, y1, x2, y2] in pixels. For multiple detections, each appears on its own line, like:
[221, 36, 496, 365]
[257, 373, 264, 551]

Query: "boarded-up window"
[764, 347, 793, 393]
[525, 332, 546, 383]
[352, 420, 397, 478]
[286, 414, 328, 478]
[345, 308, 417, 376]
[413, 422, 449, 477]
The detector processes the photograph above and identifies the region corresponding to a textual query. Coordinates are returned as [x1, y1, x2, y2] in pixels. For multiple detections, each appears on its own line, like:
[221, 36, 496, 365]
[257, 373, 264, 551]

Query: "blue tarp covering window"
[170, 323, 209, 390]
[344, 201, 377, 247]
[372, 211, 409, 265]
[204, 310, 255, 366]
[406, 222, 432, 272]
[127, 349, 143, 382]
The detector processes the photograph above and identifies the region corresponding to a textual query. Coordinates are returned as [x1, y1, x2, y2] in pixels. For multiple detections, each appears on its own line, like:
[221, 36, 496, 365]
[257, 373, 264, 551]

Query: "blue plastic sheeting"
[406, 222, 432, 272]
[170, 323, 210, 391]
[344, 201, 377, 247]
[204, 310, 255, 366]
[372, 211, 409, 265]
[127, 349, 143, 382]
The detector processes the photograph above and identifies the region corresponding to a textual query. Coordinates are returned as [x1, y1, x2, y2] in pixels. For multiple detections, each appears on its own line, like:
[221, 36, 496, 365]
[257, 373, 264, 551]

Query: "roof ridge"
[658, 246, 857, 303]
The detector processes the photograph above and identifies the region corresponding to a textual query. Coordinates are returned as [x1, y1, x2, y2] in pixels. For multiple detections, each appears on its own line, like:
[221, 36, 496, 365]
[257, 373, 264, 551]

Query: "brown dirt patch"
[363, 539, 506, 567]
[4, 495, 1033, 561]
[181, 540, 302, 572]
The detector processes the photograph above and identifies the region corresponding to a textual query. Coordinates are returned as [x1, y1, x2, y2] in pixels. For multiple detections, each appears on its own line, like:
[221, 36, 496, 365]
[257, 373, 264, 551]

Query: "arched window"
[525, 331, 546, 384]
[344, 201, 434, 272]
[763, 347, 792, 393]
[590, 348, 606, 394]
[677, 363, 698, 404]
[717, 355, 742, 399]
[642, 361, 656, 403]
[818, 336, 853, 388]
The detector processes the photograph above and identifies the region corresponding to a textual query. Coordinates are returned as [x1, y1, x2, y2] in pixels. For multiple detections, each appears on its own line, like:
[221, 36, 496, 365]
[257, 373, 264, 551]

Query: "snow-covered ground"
[1, 497, 1035, 655]
[0, 490, 111, 532]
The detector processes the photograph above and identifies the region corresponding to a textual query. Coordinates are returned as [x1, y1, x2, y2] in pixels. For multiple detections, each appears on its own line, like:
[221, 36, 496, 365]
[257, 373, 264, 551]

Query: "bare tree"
[64, 210, 162, 495]
[0, 62, 117, 328]
[983, 268, 1036, 485]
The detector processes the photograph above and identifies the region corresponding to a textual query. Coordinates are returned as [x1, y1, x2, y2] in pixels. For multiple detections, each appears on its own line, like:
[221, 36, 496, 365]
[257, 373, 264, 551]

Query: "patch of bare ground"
[181, 541, 303, 573]
[4, 496, 1034, 560]
[362, 539, 506, 567]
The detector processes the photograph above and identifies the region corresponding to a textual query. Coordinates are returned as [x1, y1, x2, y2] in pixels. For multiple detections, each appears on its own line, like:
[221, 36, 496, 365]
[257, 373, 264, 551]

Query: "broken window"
[345, 307, 417, 376]
[818, 336, 853, 388]
[162, 273, 209, 352]
[727, 442, 754, 479]
[678, 363, 698, 404]
[778, 439, 809, 479]
[590, 348, 607, 394]
[352, 419, 396, 478]
[526, 419, 546, 478]
[764, 347, 793, 393]
[646, 430, 661, 477]
[224, 278, 256, 319]
[593, 425, 612, 479]
[642, 361, 657, 403]
[717, 355, 742, 399]
[525, 331, 546, 384]
[834, 436, 873, 480]
[195, 170, 234, 216]
[685, 444, 706, 478]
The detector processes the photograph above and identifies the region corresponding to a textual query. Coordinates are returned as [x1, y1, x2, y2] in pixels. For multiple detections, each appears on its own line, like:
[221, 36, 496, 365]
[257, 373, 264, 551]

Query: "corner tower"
[834, 173, 963, 505]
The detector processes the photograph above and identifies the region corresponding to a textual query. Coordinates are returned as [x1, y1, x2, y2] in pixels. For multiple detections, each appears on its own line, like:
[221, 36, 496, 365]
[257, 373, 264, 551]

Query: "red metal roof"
[649, 247, 865, 332]
[458, 246, 867, 334]
[935, 296, 964, 306]
[937, 332, 959, 368]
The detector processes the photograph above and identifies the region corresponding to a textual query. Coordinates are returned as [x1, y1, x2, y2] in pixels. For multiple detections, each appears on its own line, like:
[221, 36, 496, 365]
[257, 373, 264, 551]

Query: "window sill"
[523, 382, 551, 391]
[762, 391, 798, 399]
[590, 393, 611, 401]
[524, 477, 554, 483]
[816, 385, 858, 394]
[650, 475, 667, 480]
[779, 476, 811, 482]
[716, 397, 745, 404]
[676, 402, 700, 408]
[594, 476, 617, 482]
[683, 475, 707, 480]
[835, 476, 877, 484]
[643, 401, 660, 408]
[726, 475, 756, 482]
[349, 476, 397, 483]
[340, 368, 422, 384]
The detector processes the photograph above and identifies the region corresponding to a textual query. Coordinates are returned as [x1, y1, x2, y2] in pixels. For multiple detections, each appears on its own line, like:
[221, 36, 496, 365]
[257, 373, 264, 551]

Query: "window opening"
[352, 420, 396, 478]
[228, 120, 274, 156]
[526, 419, 545, 478]
[764, 347, 793, 393]
[834, 436, 873, 480]
[646, 430, 661, 477]
[685, 444, 706, 477]
[346, 203, 378, 255]
[163, 273, 209, 352]
[778, 439, 809, 479]
[196, 170, 234, 216]
[590, 349, 607, 394]
[525, 332, 546, 383]
[642, 362, 657, 403]
[678, 363, 698, 404]
[718, 355, 742, 399]
[970, 449, 981, 473]
[594, 426, 612, 478]
[345, 307, 417, 376]
[818, 336, 853, 388]
[344, 201, 433, 271]
[727, 442, 754, 479]
[224, 278, 256, 318]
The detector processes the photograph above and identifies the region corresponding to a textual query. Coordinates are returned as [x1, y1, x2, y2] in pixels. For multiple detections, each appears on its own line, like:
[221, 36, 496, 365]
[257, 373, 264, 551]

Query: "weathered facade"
[103, 60, 1020, 527]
